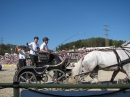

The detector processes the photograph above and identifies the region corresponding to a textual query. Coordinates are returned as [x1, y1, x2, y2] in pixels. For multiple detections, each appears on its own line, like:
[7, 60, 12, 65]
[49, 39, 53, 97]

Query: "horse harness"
[75, 46, 130, 77]
[113, 47, 130, 71]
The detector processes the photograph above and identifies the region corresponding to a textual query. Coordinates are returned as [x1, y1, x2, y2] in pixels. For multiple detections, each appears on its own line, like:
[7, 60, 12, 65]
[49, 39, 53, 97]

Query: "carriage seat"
[46, 57, 69, 70]
[38, 52, 50, 62]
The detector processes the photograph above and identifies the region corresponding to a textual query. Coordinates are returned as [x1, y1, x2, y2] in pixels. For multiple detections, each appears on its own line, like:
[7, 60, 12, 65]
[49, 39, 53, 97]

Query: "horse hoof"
[97, 82, 101, 84]
[117, 79, 121, 84]
[108, 82, 113, 85]
[122, 77, 129, 84]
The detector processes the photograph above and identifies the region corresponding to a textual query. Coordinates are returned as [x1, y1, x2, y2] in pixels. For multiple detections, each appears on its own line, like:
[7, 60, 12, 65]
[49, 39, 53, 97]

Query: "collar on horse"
[113, 49, 122, 70]
[113, 47, 130, 71]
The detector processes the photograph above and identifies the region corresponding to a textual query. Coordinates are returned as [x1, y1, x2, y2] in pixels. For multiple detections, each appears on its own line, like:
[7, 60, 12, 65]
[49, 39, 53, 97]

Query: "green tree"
[57, 37, 125, 51]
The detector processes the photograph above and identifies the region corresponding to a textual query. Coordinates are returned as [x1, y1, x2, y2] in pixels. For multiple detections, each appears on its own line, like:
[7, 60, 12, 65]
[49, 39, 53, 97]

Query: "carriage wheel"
[47, 69, 67, 84]
[45, 69, 67, 91]
[18, 71, 37, 84]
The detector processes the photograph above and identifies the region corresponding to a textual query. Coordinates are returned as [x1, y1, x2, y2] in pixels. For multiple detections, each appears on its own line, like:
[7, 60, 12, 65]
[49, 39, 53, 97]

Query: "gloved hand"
[37, 47, 40, 49]
[34, 51, 37, 54]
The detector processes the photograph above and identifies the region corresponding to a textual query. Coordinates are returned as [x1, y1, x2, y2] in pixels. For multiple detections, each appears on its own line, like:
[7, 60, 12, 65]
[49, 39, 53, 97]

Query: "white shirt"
[40, 42, 49, 51]
[19, 50, 26, 59]
[28, 42, 39, 55]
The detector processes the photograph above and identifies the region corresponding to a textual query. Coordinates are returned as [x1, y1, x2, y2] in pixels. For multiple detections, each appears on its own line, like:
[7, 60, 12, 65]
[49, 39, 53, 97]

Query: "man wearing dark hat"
[40, 37, 50, 53]
[40, 37, 54, 63]
[27, 36, 39, 66]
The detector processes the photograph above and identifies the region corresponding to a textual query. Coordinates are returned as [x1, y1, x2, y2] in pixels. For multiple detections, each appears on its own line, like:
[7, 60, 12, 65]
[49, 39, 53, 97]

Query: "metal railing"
[0, 82, 130, 97]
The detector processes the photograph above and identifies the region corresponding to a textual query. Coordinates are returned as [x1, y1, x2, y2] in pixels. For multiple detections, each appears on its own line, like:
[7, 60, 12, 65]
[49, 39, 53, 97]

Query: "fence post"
[13, 81, 20, 97]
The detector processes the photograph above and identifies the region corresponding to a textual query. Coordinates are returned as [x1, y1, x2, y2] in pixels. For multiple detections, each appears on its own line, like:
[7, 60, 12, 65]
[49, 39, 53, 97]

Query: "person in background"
[27, 36, 39, 66]
[16, 46, 27, 69]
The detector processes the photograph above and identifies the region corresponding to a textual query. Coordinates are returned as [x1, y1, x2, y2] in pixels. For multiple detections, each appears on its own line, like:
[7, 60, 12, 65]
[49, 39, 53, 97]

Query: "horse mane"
[121, 40, 130, 46]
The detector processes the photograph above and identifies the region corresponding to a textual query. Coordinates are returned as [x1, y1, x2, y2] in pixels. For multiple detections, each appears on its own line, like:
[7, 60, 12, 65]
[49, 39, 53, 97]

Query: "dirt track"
[0, 66, 16, 97]
[0, 66, 126, 97]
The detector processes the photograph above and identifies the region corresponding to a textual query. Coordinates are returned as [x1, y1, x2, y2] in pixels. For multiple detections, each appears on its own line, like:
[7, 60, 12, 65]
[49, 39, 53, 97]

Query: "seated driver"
[40, 37, 55, 63]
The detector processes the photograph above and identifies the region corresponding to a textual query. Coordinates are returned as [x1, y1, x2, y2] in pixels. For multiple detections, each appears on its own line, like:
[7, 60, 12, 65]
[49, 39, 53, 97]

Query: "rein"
[120, 46, 130, 49]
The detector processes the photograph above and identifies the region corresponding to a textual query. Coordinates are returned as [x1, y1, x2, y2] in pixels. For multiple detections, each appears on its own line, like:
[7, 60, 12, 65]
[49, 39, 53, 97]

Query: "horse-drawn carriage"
[13, 40, 130, 90]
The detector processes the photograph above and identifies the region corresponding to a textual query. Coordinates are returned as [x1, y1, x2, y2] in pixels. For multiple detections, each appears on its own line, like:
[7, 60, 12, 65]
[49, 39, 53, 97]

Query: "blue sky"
[0, 0, 130, 50]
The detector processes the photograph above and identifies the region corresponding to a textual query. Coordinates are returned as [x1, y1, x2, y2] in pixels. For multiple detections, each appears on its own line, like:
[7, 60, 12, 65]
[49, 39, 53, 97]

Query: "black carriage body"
[37, 52, 62, 67]
[13, 53, 70, 82]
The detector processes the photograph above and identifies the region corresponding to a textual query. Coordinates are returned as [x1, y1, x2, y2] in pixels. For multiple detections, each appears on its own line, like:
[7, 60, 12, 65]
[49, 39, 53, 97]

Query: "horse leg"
[89, 66, 99, 83]
[118, 64, 130, 84]
[110, 70, 119, 83]
[110, 70, 128, 84]
[124, 71, 130, 83]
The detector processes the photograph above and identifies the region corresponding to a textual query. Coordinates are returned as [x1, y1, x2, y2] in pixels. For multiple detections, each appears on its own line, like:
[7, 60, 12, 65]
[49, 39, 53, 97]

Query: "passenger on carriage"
[40, 37, 55, 64]
[16, 46, 27, 69]
[27, 36, 40, 66]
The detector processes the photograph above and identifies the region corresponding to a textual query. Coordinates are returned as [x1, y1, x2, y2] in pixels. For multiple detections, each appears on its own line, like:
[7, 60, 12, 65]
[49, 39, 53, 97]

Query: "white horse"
[68, 41, 130, 84]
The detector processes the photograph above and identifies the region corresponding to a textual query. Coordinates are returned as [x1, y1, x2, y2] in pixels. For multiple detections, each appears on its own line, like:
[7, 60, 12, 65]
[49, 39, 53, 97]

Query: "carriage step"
[44, 81, 54, 84]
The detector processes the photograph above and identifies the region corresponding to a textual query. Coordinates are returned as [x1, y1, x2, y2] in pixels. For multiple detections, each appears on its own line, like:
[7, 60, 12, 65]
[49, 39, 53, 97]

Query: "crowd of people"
[0, 53, 18, 65]
[0, 53, 31, 66]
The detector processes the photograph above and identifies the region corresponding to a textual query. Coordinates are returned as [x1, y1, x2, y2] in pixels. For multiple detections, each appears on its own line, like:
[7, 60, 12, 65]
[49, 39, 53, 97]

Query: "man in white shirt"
[27, 36, 39, 66]
[16, 46, 27, 69]
[40, 37, 50, 54]
[40, 37, 54, 63]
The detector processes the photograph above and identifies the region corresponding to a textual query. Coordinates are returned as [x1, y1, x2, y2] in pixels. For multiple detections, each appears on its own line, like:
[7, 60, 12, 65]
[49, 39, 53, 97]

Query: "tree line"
[56, 37, 125, 51]
[0, 44, 28, 55]
[0, 37, 125, 55]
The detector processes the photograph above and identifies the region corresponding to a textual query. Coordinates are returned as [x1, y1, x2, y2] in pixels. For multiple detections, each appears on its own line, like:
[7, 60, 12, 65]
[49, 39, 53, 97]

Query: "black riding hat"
[43, 37, 49, 41]
[34, 36, 39, 40]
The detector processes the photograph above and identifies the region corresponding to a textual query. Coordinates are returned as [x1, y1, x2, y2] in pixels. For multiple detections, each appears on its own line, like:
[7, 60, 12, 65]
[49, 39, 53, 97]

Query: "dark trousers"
[49, 54, 55, 62]
[30, 54, 38, 66]
[18, 59, 26, 68]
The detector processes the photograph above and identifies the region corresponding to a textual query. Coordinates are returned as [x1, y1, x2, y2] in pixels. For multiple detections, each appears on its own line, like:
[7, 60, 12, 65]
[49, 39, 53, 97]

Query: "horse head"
[67, 57, 84, 84]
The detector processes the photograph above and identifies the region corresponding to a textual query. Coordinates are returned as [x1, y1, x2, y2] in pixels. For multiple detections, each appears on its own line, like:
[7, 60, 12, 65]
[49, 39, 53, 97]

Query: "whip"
[53, 31, 85, 51]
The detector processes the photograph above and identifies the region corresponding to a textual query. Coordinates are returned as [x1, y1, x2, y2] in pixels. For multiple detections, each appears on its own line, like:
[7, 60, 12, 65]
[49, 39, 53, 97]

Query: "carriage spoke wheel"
[18, 71, 37, 84]
[18, 71, 37, 90]
[45, 69, 67, 91]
